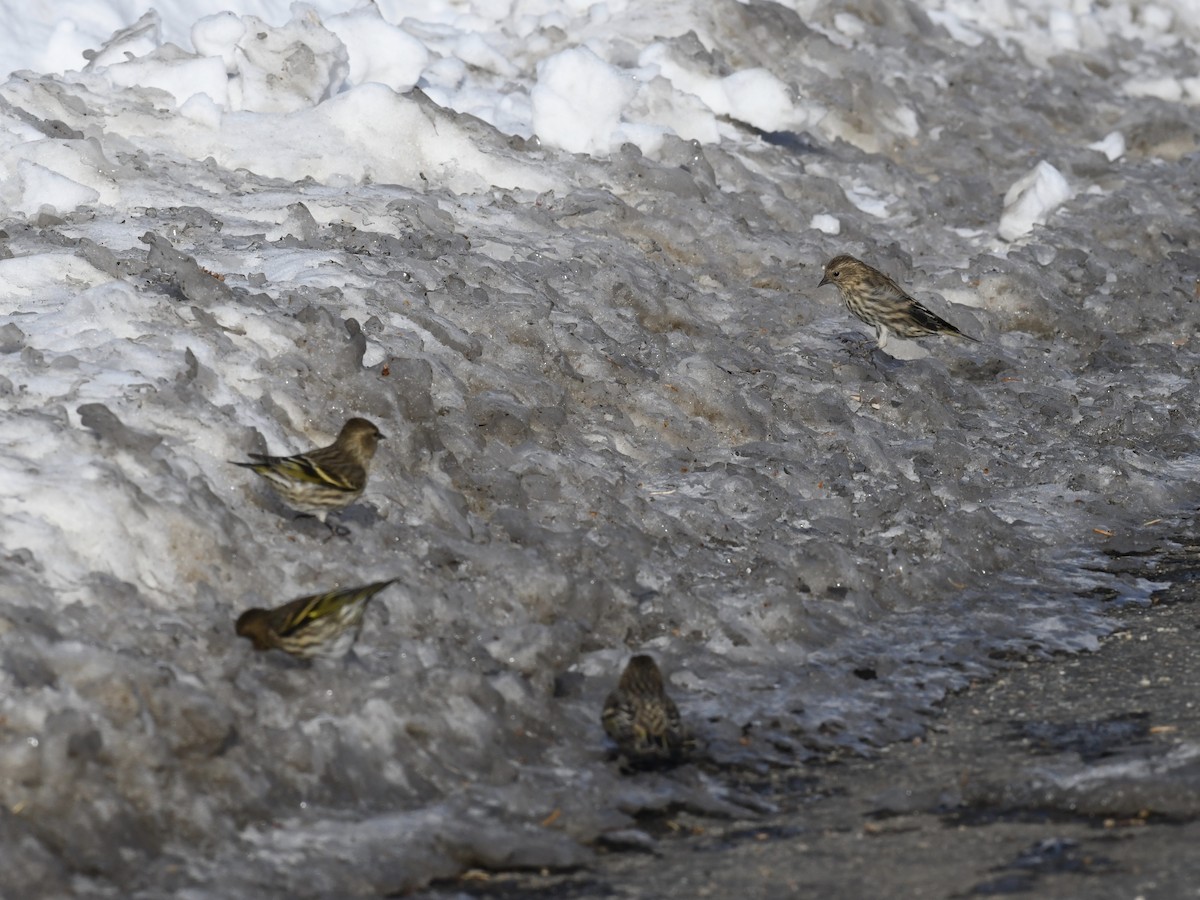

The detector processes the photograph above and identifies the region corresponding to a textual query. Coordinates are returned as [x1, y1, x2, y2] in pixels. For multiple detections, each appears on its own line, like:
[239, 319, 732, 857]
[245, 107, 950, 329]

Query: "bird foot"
[837, 333, 878, 359]
[321, 522, 352, 543]
[295, 514, 351, 542]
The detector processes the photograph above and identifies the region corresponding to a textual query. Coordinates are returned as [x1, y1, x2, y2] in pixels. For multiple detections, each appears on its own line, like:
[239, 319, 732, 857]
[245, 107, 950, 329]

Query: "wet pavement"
[416, 540, 1200, 899]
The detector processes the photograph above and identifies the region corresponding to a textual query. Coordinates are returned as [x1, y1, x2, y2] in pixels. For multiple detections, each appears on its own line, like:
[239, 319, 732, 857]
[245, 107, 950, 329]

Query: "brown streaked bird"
[602, 654, 687, 770]
[818, 254, 979, 349]
[235, 580, 396, 660]
[233, 417, 384, 526]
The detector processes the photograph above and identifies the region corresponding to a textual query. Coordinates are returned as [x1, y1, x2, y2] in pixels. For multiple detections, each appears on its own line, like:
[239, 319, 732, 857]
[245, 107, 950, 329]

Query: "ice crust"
[0, 0, 1199, 895]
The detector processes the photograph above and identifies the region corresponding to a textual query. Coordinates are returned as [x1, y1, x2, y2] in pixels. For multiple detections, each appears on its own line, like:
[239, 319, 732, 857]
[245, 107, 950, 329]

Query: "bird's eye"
[832, 270, 840, 278]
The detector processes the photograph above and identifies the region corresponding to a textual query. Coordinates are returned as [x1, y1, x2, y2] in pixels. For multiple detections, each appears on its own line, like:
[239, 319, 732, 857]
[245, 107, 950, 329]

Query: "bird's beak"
[818, 273, 830, 287]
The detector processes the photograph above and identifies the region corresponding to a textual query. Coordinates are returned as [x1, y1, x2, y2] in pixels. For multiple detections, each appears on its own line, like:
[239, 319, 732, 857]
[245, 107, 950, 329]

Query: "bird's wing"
[272, 454, 363, 491]
[870, 278, 980, 341]
[601, 692, 633, 740]
[231, 453, 272, 469]
[909, 301, 957, 330]
[910, 301, 979, 340]
[276, 581, 394, 636]
[270, 591, 334, 636]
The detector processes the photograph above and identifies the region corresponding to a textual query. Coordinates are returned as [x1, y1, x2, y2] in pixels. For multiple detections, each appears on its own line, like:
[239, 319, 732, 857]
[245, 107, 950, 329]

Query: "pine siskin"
[602, 654, 687, 770]
[233, 417, 385, 526]
[818, 254, 979, 349]
[235, 579, 396, 660]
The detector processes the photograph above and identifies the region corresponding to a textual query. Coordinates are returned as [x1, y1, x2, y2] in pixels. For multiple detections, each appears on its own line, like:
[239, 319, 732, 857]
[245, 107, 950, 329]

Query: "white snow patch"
[1088, 131, 1126, 161]
[998, 161, 1072, 242]
[1123, 76, 1183, 102]
[810, 214, 840, 235]
[531, 46, 637, 156]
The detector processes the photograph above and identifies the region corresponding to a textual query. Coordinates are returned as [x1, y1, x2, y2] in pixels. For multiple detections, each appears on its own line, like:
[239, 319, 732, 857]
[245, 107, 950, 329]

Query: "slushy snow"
[0, 0, 1198, 896]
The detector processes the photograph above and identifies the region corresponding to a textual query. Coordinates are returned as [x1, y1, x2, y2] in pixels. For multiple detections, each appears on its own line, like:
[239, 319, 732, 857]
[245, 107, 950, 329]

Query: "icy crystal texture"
[0, 0, 1198, 895]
